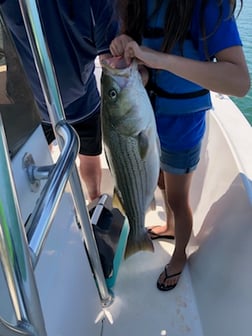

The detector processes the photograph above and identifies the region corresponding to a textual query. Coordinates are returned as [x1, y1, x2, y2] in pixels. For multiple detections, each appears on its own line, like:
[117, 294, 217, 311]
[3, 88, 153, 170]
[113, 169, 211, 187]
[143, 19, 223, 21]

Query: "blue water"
[232, 1, 252, 124]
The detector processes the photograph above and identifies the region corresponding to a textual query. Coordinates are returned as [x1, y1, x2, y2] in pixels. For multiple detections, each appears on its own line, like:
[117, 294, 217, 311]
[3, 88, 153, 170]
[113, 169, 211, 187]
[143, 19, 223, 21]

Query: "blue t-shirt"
[144, 0, 242, 151]
[0, 0, 118, 123]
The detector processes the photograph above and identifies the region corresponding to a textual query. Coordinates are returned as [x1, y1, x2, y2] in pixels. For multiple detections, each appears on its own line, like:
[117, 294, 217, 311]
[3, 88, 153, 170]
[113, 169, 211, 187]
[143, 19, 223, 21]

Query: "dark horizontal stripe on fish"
[106, 131, 148, 235]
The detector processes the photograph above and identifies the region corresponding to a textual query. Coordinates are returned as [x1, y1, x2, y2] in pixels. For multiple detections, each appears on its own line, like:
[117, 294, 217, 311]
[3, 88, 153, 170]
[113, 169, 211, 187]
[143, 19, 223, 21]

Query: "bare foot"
[147, 225, 175, 239]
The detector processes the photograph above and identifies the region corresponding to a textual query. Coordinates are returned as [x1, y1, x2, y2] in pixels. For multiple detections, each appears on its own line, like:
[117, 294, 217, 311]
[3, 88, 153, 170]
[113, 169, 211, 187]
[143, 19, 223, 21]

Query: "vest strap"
[146, 82, 209, 100]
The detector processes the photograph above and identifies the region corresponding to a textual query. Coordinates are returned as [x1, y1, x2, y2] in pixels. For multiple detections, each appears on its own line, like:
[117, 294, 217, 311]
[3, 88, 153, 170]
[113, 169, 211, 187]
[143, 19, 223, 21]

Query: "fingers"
[109, 35, 141, 67]
[124, 41, 139, 65]
[109, 34, 133, 57]
[110, 39, 124, 56]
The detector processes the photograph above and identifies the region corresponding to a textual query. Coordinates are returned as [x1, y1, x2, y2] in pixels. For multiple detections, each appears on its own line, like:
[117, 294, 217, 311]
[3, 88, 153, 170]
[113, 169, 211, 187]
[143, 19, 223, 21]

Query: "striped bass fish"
[100, 57, 160, 259]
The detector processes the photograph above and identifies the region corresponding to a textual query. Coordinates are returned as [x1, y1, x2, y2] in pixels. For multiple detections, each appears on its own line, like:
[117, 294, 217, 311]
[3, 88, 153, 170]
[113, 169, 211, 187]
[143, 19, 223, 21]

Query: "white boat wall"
[0, 2, 252, 336]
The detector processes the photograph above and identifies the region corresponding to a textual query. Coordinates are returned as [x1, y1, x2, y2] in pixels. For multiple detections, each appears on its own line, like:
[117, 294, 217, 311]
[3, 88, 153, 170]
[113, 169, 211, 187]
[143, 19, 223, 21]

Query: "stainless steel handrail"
[18, 0, 112, 305]
[0, 321, 35, 336]
[27, 121, 79, 266]
[0, 114, 46, 336]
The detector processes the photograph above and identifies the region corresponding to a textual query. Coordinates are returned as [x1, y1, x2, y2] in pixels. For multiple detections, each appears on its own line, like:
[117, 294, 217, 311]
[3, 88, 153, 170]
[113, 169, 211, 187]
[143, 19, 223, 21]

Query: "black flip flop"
[157, 265, 181, 291]
[148, 229, 175, 240]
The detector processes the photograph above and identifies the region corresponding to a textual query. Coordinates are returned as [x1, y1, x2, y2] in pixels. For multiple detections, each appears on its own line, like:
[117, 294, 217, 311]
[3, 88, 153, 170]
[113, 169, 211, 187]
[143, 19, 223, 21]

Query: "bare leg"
[78, 154, 102, 202]
[157, 171, 193, 290]
[148, 170, 175, 237]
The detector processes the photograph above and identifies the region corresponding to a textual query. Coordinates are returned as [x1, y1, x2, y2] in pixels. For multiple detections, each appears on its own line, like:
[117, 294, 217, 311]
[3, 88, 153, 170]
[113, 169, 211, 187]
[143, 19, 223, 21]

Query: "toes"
[156, 264, 182, 291]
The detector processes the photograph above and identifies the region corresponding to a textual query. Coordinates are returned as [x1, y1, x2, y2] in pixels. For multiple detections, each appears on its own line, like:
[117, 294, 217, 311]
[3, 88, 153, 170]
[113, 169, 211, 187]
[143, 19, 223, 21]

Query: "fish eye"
[108, 89, 117, 100]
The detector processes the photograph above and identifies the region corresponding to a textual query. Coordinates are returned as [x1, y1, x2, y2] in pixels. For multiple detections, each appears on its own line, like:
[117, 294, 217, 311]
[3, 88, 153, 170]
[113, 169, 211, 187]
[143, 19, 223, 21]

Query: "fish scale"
[106, 132, 146, 235]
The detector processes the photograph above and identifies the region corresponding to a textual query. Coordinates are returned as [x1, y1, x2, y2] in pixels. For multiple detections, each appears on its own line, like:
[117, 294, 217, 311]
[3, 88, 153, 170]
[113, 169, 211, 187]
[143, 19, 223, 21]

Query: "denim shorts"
[160, 142, 202, 175]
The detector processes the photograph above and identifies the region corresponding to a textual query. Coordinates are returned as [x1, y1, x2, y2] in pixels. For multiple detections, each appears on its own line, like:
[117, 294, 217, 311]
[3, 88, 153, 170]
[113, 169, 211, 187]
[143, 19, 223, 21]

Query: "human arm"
[110, 0, 250, 98]
[92, 0, 119, 56]
[123, 42, 250, 97]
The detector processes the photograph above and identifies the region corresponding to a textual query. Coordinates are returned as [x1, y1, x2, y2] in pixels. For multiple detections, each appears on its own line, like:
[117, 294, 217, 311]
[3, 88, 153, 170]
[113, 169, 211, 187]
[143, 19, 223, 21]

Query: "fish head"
[101, 58, 148, 135]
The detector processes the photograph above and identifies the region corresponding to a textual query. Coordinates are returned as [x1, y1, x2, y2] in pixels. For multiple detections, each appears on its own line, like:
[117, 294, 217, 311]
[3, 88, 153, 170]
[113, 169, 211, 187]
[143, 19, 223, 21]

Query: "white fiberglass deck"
[103, 192, 203, 336]
[77, 148, 202, 336]
[50, 84, 252, 336]
[79, 91, 252, 336]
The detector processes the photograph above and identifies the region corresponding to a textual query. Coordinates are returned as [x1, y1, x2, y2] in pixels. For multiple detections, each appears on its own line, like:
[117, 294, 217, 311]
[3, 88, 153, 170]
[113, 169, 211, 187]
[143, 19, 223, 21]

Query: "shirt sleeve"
[91, 0, 118, 55]
[192, 0, 242, 60]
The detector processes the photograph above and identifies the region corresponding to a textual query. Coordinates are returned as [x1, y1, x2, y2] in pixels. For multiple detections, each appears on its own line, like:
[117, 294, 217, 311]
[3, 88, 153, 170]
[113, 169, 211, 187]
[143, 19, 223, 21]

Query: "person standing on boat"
[110, 0, 250, 291]
[0, 0, 118, 202]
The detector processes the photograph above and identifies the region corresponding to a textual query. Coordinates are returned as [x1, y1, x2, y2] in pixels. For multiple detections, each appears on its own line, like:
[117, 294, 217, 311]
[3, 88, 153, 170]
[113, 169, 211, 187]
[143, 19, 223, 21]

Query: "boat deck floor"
[104, 203, 202, 336]
[51, 143, 203, 335]
[51, 138, 203, 335]
[76, 149, 204, 336]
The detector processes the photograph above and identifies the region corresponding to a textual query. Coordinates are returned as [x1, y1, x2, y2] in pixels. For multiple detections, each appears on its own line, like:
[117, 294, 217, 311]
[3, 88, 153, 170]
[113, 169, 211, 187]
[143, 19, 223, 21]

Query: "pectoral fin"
[138, 131, 149, 159]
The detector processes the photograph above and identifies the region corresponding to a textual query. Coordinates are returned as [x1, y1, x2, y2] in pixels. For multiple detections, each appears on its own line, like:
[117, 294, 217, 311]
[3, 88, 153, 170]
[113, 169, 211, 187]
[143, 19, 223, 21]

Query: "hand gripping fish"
[101, 57, 160, 259]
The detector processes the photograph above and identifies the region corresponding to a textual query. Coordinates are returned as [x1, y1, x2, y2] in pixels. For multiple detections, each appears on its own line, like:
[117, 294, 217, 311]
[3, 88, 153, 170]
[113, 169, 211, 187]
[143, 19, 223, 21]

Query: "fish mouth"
[101, 56, 128, 70]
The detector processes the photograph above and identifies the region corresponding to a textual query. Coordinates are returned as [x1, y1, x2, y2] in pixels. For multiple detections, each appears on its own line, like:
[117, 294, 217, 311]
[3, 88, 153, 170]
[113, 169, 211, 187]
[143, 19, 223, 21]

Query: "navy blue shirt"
[0, 0, 118, 123]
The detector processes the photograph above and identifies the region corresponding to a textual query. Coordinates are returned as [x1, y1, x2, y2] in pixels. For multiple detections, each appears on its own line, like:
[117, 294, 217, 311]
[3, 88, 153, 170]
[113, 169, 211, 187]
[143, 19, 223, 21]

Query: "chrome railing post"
[18, 0, 112, 305]
[0, 114, 47, 336]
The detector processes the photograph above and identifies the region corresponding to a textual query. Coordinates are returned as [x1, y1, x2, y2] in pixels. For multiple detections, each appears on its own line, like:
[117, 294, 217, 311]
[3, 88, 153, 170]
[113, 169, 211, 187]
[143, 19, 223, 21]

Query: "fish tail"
[124, 232, 154, 259]
[112, 188, 125, 215]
